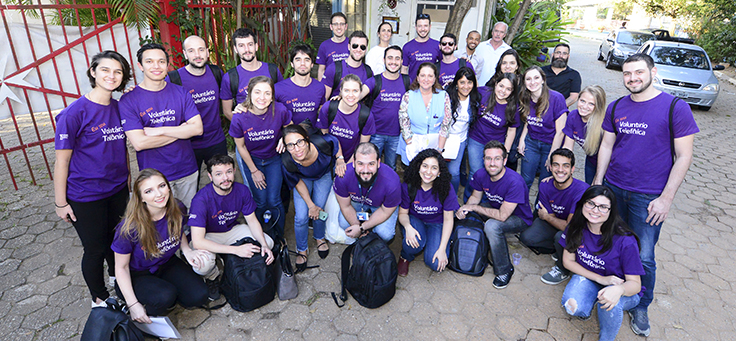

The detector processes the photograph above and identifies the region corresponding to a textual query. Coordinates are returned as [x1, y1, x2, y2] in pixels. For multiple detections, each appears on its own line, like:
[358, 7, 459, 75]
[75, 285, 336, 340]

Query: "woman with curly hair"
[112, 169, 210, 324]
[396, 149, 460, 276]
[559, 185, 645, 340]
[444, 66, 480, 193]
[562, 85, 606, 184]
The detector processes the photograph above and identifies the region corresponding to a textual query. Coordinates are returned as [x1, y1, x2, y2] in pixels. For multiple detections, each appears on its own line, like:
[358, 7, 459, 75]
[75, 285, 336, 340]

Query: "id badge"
[357, 211, 370, 222]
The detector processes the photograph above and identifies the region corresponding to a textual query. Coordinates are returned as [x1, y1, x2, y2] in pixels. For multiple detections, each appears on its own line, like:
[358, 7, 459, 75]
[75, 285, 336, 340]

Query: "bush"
[696, 21, 736, 65]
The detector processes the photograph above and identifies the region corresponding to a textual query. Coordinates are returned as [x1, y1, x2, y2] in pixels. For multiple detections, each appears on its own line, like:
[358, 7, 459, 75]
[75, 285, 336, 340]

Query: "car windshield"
[651, 47, 710, 70]
[617, 32, 654, 45]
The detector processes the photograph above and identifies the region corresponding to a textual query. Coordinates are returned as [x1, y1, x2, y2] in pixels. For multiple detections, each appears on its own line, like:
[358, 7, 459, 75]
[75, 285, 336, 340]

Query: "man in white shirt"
[476, 22, 511, 86]
[455, 30, 484, 77]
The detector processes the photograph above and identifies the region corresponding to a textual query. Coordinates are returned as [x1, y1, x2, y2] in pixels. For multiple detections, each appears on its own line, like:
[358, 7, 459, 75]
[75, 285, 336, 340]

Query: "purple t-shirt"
[563, 109, 598, 166]
[364, 75, 406, 136]
[602, 92, 699, 194]
[188, 182, 256, 233]
[228, 102, 292, 159]
[119, 84, 199, 181]
[316, 38, 349, 66]
[538, 178, 589, 220]
[275, 78, 326, 126]
[559, 227, 646, 295]
[55, 96, 128, 202]
[469, 87, 521, 144]
[167, 67, 226, 149]
[438, 59, 474, 88]
[525, 90, 569, 144]
[321, 62, 373, 98]
[220, 63, 284, 104]
[403, 38, 441, 82]
[111, 205, 187, 273]
[333, 163, 401, 208]
[400, 184, 460, 224]
[470, 167, 533, 225]
[316, 102, 376, 161]
[282, 135, 339, 189]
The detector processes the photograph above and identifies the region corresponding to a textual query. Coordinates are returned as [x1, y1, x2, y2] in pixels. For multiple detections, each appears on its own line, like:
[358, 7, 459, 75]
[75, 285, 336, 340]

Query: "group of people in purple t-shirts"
[53, 11, 698, 341]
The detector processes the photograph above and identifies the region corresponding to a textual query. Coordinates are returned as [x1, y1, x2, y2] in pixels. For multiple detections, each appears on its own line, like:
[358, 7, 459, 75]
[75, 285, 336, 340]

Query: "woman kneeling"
[112, 169, 210, 323]
[397, 149, 459, 276]
[559, 185, 644, 341]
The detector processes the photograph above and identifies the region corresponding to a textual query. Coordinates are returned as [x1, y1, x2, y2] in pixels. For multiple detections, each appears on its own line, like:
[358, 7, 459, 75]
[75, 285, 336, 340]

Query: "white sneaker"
[91, 299, 108, 308]
[108, 276, 116, 287]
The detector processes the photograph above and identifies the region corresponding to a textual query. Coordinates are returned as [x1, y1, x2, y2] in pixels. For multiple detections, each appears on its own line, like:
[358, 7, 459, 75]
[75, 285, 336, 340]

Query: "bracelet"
[337, 155, 345, 160]
[54, 203, 69, 208]
[128, 301, 140, 308]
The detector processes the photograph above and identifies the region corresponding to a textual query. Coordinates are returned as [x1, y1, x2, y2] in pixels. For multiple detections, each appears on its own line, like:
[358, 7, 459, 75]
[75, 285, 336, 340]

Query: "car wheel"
[597, 47, 604, 61]
[699, 105, 711, 111]
[605, 53, 615, 69]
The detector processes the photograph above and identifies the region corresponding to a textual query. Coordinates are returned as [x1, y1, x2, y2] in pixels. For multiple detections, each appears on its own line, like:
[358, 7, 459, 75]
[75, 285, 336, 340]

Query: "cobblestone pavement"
[0, 36, 734, 340]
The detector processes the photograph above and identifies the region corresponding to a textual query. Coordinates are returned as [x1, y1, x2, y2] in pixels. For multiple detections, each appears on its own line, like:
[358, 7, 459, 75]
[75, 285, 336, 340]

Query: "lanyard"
[357, 182, 374, 212]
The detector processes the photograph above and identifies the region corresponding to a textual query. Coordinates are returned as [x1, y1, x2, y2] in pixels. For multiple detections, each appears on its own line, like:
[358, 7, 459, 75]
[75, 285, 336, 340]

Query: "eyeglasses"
[584, 200, 611, 213]
[285, 138, 307, 151]
[351, 44, 367, 51]
[440, 41, 455, 47]
[331, 22, 346, 27]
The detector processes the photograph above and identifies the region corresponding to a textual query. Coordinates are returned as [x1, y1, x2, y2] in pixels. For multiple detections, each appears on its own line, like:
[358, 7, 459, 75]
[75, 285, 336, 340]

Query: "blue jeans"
[484, 215, 529, 275]
[242, 154, 286, 237]
[370, 134, 400, 170]
[584, 157, 596, 185]
[519, 217, 557, 254]
[520, 135, 552, 190]
[338, 201, 398, 241]
[562, 274, 641, 341]
[604, 180, 660, 310]
[293, 171, 332, 252]
[446, 139, 467, 195]
[400, 215, 449, 271]
[464, 138, 485, 201]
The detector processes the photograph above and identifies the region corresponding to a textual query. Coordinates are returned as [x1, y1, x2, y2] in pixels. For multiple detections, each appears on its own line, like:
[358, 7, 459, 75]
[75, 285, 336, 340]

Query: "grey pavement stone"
[11, 294, 47, 315]
[20, 305, 60, 330]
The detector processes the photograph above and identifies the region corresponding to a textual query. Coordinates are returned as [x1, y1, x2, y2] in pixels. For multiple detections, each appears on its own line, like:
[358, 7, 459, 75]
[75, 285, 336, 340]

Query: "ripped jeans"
[561, 275, 641, 341]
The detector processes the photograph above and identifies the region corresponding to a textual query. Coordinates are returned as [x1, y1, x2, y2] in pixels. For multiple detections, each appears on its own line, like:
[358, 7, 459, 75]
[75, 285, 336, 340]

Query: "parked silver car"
[598, 30, 655, 69]
[637, 40, 724, 111]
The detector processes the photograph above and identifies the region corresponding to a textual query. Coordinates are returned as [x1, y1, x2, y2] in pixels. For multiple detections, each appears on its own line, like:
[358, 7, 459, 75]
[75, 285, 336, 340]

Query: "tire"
[597, 47, 604, 61]
[605, 53, 615, 69]
[699, 105, 711, 111]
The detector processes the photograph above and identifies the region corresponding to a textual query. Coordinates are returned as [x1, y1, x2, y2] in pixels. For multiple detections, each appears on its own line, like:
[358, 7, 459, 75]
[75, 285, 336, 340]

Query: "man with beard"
[436, 33, 474, 88]
[475, 22, 511, 87]
[402, 13, 441, 82]
[220, 28, 283, 120]
[119, 43, 203, 208]
[188, 154, 274, 300]
[333, 142, 400, 242]
[455, 30, 484, 78]
[517, 148, 588, 285]
[322, 30, 373, 100]
[360, 45, 410, 170]
[166, 36, 227, 185]
[457, 140, 532, 289]
[542, 43, 582, 107]
[317, 12, 350, 81]
[275, 44, 326, 132]
[594, 53, 698, 337]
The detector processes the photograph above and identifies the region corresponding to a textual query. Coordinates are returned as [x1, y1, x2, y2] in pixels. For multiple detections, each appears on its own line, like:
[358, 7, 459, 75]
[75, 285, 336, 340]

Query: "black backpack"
[327, 100, 371, 136]
[332, 60, 373, 91]
[610, 95, 679, 163]
[226, 62, 279, 109]
[332, 232, 397, 309]
[448, 212, 489, 276]
[81, 298, 144, 341]
[281, 133, 334, 173]
[364, 74, 410, 109]
[219, 237, 275, 312]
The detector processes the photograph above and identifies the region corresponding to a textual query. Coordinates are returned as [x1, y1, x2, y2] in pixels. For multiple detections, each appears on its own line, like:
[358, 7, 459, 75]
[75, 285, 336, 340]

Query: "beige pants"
[170, 170, 199, 209]
[191, 224, 274, 279]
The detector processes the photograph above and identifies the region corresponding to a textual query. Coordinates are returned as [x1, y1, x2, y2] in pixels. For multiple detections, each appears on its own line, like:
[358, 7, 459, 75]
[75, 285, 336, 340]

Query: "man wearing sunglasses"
[476, 21, 511, 86]
[402, 13, 440, 82]
[317, 12, 350, 81]
[321, 30, 373, 100]
[436, 33, 474, 88]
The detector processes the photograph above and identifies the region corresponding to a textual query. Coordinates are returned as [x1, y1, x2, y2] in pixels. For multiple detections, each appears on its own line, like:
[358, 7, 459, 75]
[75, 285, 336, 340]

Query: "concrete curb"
[714, 70, 736, 87]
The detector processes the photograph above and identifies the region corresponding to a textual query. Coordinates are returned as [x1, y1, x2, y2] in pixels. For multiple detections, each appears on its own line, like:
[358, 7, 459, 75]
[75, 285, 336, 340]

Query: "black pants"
[68, 186, 129, 301]
[116, 256, 209, 316]
[194, 140, 228, 188]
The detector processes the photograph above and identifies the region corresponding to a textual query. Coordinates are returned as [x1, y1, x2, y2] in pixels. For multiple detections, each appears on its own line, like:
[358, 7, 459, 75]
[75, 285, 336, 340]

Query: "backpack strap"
[167, 69, 182, 86]
[310, 132, 333, 156]
[333, 61, 343, 91]
[332, 242, 356, 307]
[668, 97, 679, 162]
[357, 104, 371, 136]
[208, 64, 223, 87]
[228, 67, 239, 109]
[459, 58, 466, 68]
[327, 100, 339, 124]
[267, 62, 278, 82]
[364, 64, 373, 78]
[281, 153, 299, 173]
[610, 96, 625, 135]
[401, 74, 410, 91]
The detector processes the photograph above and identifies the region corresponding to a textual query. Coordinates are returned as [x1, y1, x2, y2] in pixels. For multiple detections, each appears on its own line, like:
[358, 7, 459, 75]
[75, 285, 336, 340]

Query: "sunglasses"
[351, 44, 367, 50]
[440, 41, 455, 47]
[417, 13, 430, 20]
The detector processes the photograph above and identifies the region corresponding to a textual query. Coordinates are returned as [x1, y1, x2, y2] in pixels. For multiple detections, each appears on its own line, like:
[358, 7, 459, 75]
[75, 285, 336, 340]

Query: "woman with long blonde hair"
[562, 85, 606, 184]
[112, 169, 210, 324]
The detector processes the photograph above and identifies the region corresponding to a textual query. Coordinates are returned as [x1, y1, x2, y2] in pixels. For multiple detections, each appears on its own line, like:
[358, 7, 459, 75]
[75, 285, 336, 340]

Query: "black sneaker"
[493, 266, 514, 289]
[206, 278, 221, 301]
[541, 266, 569, 285]
[628, 309, 651, 336]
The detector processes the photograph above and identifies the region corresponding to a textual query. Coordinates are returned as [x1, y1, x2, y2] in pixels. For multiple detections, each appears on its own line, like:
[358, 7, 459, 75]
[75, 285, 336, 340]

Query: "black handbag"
[274, 238, 299, 300]
[81, 298, 144, 341]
